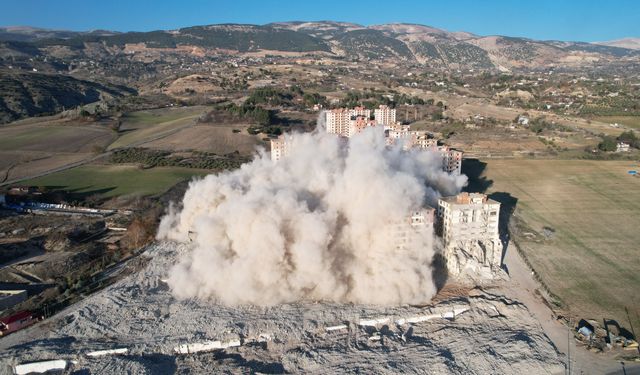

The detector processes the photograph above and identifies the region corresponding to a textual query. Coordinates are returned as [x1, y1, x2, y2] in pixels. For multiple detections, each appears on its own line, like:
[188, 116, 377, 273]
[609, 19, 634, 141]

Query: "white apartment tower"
[270, 134, 292, 161]
[374, 105, 396, 126]
[325, 109, 351, 136]
[325, 107, 378, 138]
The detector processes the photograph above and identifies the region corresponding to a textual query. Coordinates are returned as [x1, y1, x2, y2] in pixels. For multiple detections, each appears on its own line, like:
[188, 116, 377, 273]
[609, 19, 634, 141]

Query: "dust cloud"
[157, 116, 467, 305]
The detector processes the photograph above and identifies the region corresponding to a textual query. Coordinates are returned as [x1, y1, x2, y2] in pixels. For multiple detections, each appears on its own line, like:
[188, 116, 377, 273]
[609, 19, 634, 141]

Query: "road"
[501, 240, 640, 375]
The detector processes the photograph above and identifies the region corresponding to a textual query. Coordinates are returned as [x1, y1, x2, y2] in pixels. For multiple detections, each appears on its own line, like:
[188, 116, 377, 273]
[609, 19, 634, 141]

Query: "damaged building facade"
[437, 192, 502, 279]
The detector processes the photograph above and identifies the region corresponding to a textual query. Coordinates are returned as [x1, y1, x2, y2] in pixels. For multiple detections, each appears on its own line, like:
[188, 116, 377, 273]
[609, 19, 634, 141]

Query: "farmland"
[143, 124, 263, 155]
[594, 116, 640, 130]
[107, 106, 211, 149]
[20, 165, 209, 199]
[479, 159, 640, 331]
[0, 121, 115, 182]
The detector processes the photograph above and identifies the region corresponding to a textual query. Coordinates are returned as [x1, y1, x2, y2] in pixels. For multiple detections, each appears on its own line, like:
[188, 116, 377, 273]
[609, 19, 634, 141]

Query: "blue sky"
[1, 0, 639, 42]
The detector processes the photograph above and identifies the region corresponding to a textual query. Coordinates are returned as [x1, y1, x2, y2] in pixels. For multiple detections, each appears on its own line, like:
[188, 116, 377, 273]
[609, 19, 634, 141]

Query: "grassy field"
[0, 123, 113, 153]
[108, 106, 210, 150]
[0, 122, 115, 182]
[479, 159, 640, 331]
[144, 124, 263, 155]
[594, 116, 640, 130]
[21, 165, 209, 198]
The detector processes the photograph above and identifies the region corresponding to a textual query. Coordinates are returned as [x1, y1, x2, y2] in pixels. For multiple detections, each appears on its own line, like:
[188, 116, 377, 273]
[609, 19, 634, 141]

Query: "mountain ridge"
[0, 22, 639, 70]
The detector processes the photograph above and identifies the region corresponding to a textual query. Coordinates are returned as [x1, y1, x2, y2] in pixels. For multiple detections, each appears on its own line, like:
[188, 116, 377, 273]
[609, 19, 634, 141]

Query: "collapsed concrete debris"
[0, 243, 564, 374]
[174, 338, 241, 355]
[14, 359, 76, 375]
[86, 348, 129, 358]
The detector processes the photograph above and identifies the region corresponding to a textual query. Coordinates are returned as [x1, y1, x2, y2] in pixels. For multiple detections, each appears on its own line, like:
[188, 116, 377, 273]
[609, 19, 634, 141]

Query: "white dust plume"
[158, 117, 467, 305]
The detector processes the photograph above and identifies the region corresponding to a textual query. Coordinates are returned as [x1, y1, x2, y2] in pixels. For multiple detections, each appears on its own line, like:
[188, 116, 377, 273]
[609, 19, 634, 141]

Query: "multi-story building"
[437, 193, 502, 276]
[347, 115, 379, 137]
[270, 134, 293, 161]
[390, 208, 435, 252]
[351, 106, 371, 119]
[438, 193, 499, 246]
[325, 108, 351, 136]
[412, 132, 438, 150]
[439, 146, 463, 175]
[385, 129, 462, 175]
[374, 105, 396, 126]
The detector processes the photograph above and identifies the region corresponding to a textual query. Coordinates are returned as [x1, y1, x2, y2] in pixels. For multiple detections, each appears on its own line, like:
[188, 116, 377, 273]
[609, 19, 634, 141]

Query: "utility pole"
[625, 307, 639, 355]
[567, 322, 571, 375]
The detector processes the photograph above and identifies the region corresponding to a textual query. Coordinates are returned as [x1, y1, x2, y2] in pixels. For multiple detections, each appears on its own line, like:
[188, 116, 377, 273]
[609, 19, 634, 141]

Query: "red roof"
[0, 310, 32, 325]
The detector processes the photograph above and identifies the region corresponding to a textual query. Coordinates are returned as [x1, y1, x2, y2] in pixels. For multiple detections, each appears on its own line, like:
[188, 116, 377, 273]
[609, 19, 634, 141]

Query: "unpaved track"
[501, 240, 640, 375]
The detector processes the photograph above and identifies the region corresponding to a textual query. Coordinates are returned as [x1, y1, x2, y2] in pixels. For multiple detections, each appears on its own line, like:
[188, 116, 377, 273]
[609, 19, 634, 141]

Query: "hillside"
[0, 22, 638, 73]
[593, 37, 640, 51]
[0, 26, 118, 42]
[0, 70, 135, 123]
[332, 29, 415, 60]
[31, 24, 331, 53]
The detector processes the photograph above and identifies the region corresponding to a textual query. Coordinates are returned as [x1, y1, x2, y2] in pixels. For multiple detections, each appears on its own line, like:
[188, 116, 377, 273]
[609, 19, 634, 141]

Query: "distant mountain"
[0, 26, 119, 42]
[29, 24, 331, 53]
[267, 21, 363, 40]
[593, 37, 640, 51]
[0, 70, 135, 123]
[1, 22, 639, 71]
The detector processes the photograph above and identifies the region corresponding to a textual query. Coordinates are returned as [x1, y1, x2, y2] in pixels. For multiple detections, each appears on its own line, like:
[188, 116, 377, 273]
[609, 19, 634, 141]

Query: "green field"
[594, 116, 640, 130]
[0, 124, 112, 152]
[21, 165, 209, 198]
[480, 159, 640, 330]
[108, 106, 210, 150]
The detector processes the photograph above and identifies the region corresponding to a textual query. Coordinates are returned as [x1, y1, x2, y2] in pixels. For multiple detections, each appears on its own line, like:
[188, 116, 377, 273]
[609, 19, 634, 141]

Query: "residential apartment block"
[437, 192, 502, 276]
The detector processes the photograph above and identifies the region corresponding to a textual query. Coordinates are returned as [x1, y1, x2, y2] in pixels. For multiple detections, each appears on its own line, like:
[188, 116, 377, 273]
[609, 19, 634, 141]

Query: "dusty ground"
[0, 242, 565, 374]
[481, 159, 640, 340]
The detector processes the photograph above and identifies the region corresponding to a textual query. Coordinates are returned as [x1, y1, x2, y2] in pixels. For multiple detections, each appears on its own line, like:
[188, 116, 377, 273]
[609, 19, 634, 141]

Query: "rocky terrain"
[0, 241, 565, 374]
[0, 70, 135, 123]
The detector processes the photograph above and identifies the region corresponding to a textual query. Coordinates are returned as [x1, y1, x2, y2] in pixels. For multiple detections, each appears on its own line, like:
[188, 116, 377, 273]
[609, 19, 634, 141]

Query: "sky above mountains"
[2, 0, 639, 42]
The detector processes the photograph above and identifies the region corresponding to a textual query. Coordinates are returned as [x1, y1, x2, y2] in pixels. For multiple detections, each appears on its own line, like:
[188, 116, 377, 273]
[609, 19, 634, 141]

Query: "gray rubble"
[0, 242, 564, 374]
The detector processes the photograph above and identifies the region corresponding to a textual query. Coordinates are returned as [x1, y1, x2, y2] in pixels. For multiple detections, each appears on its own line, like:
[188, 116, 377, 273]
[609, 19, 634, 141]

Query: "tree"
[598, 136, 617, 152]
[617, 131, 639, 148]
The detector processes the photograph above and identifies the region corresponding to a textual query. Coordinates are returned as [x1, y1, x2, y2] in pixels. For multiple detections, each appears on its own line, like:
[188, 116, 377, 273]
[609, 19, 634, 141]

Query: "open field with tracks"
[20, 165, 208, 198]
[479, 159, 640, 331]
[0, 122, 115, 182]
[107, 106, 210, 149]
[143, 124, 264, 155]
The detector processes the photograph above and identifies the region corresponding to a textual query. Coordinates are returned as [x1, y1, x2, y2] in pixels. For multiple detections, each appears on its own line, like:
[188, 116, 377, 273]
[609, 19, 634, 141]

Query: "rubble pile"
[0, 242, 564, 374]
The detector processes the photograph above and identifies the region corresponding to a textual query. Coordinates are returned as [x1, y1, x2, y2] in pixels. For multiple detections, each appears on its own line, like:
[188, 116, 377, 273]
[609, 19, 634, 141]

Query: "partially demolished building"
[437, 192, 502, 279]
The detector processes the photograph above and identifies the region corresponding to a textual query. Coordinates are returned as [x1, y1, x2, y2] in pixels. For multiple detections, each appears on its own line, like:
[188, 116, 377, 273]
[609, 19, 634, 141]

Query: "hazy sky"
[1, 0, 638, 42]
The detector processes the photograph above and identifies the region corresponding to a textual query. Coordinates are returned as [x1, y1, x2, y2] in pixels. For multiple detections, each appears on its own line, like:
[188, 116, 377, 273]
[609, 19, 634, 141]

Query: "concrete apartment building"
[385, 128, 463, 175]
[437, 193, 502, 277]
[374, 105, 396, 126]
[440, 146, 463, 176]
[325, 108, 351, 136]
[390, 208, 435, 252]
[325, 107, 372, 137]
[270, 134, 293, 161]
[347, 115, 379, 137]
